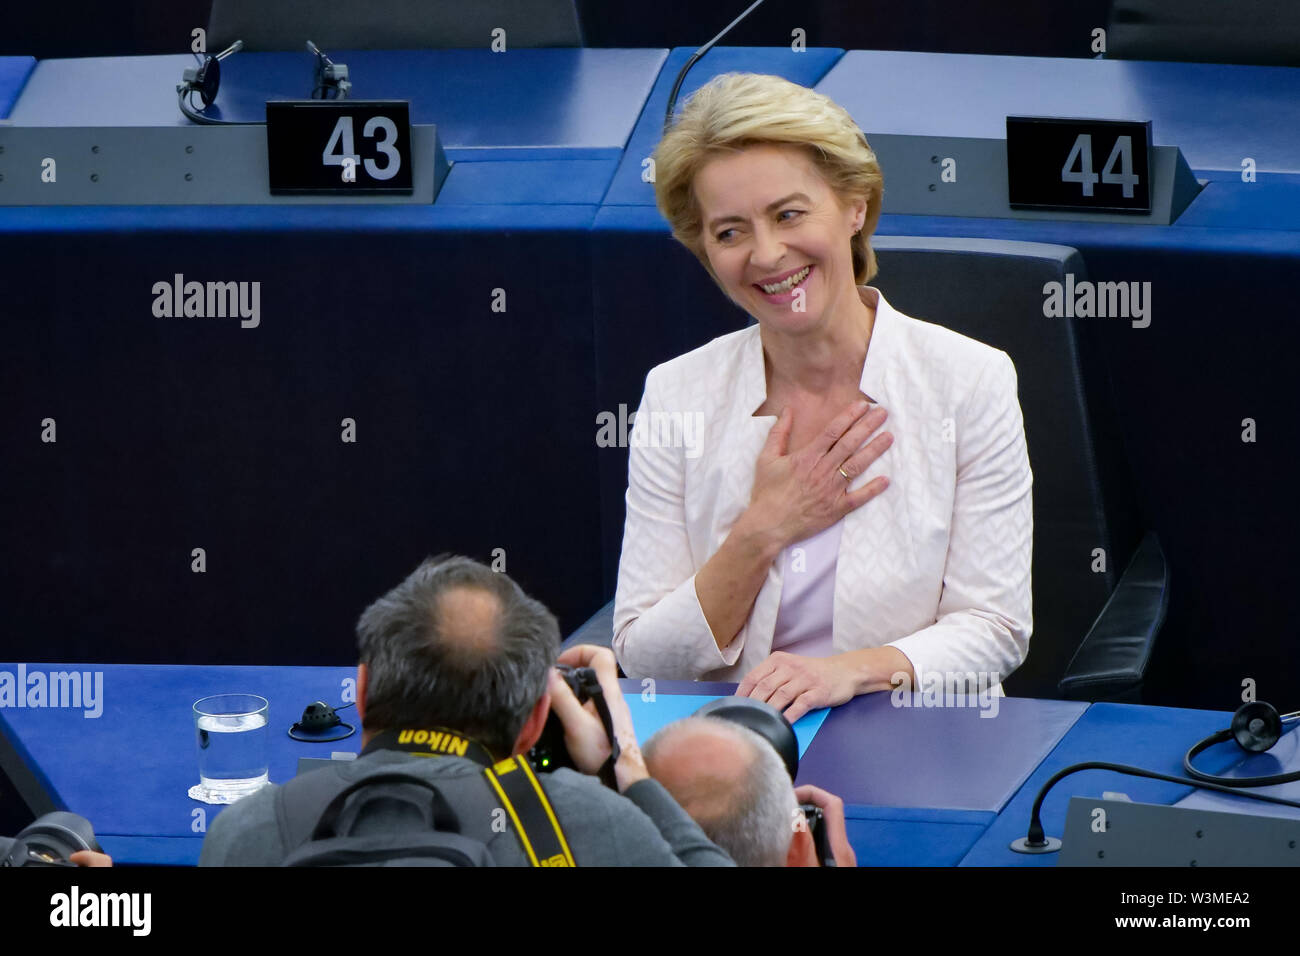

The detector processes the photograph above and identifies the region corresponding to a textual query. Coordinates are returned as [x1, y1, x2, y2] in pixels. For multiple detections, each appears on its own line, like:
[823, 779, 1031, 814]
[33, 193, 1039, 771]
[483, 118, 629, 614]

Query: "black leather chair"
[566, 238, 1168, 703]
[208, 0, 584, 52]
[1106, 0, 1300, 67]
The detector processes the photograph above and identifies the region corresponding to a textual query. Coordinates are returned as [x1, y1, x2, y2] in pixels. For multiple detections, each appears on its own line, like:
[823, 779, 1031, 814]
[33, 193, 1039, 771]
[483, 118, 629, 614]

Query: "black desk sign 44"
[1006, 116, 1153, 214]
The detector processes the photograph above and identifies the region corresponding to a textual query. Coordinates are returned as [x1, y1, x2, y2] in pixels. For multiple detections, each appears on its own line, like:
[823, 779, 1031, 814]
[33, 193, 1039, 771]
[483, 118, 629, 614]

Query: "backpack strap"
[275, 762, 365, 852]
[274, 755, 577, 867]
[482, 756, 576, 867]
[308, 772, 460, 840]
[275, 769, 495, 868]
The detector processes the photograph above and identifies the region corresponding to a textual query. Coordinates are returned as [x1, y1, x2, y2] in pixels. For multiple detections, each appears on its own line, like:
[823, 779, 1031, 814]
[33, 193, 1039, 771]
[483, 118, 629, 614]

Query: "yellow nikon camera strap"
[365, 728, 577, 867]
[483, 756, 576, 867]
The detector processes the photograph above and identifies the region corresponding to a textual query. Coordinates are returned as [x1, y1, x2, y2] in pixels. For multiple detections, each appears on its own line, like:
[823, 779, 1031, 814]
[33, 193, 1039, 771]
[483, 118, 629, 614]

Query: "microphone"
[663, 0, 769, 134]
[176, 39, 245, 125]
[1010, 760, 1300, 854]
[307, 41, 351, 100]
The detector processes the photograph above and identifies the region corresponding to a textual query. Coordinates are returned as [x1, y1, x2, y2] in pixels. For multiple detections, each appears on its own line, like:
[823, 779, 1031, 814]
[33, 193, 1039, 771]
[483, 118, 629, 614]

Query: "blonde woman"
[612, 73, 1033, 720]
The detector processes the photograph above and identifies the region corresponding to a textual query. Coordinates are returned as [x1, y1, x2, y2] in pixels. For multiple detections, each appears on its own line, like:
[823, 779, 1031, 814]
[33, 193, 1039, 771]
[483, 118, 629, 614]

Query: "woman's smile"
[754, 264, 814, 302]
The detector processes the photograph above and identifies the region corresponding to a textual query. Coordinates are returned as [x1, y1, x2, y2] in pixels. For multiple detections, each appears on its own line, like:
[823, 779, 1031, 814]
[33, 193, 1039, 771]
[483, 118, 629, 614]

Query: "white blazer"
[612, 286, 1033, 686]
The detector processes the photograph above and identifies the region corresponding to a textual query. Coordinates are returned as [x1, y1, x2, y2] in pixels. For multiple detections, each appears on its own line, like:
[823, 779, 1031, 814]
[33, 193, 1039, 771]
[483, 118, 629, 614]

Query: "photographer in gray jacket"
[644, 716, 857, 867]
[199, 555, 733, 867]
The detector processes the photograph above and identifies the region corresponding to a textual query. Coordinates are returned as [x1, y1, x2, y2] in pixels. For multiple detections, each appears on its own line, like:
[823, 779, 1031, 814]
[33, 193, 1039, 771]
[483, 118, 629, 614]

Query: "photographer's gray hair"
[644, 716, 797, 867]
[356, 554, 560, 758]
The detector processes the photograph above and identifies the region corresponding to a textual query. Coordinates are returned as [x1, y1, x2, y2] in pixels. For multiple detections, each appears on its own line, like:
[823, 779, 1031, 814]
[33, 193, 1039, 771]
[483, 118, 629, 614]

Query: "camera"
[800, 804, 833, 866]
[529, 664, 618, 785]
[1, 812, 100, 867]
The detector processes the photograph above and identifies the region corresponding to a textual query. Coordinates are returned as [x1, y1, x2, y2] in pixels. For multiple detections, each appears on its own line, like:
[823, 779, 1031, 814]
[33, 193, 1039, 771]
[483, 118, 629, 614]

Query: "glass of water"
[190, 694, 270, 804]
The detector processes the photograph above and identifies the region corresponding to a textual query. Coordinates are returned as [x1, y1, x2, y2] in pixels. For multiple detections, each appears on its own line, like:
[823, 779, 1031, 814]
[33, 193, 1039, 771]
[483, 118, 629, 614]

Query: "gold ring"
[838, 466, 851, 481]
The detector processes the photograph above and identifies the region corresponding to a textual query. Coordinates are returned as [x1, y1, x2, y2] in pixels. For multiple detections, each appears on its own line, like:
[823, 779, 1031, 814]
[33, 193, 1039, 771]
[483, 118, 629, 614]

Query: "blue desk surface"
[0, 47, 843, 207]
[15, 46, 1300, 181]
[796, 691, 1087, 813]
[0, 665, 360, 863]
[617, 682, 830, 758]
[790, 692, 1086, 867]
[6, 47, 1299, 227]
[960, 701, 1294, 866]
[0, 666, 832, 864]
[7, 666, 1298, 867]
[0, 665, 358, 832]
[7, 49, 665, 161]
[818, 50, 1300, 182]
[0, 56, 35, 119]
[2, 663, 1085, 866]
[0, 199, 598, 233]
[1165, 179, 1300, 232]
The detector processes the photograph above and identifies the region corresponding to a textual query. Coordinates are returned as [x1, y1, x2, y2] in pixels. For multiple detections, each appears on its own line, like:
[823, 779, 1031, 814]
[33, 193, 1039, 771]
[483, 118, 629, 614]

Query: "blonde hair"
[653, 72, 884, 288]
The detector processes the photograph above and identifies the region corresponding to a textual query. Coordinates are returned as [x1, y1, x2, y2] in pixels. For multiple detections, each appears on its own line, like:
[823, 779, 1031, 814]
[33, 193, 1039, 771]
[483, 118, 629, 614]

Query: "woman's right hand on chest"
[742, 398, 893, 549]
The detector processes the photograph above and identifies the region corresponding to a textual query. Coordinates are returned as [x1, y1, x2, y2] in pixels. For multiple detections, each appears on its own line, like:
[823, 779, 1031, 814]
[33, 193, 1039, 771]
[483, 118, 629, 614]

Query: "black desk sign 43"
[1006, 116, 1152, 213]
[266, 100, 414, 194]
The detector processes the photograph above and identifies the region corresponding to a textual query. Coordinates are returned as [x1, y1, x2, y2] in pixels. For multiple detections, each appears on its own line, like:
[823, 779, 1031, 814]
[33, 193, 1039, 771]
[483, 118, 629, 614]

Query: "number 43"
[1061, 133, 1139, 198]
[322, 115, 401, 181]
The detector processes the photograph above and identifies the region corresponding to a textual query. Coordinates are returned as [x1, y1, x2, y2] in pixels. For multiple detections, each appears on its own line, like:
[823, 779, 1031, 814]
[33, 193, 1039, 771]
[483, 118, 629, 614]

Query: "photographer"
[644, 717, 856, 867]
[198, 555, 733, 866]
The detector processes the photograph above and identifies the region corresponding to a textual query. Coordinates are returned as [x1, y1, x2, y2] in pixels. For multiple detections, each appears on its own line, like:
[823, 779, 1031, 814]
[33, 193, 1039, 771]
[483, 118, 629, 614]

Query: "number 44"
[322, 115, 402, 181]
[1061, 133, 1139, 198]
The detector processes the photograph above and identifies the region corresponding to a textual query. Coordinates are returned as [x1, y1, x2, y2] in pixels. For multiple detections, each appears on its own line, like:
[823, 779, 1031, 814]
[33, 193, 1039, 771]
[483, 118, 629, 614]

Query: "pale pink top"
[770, 520, 844, 657]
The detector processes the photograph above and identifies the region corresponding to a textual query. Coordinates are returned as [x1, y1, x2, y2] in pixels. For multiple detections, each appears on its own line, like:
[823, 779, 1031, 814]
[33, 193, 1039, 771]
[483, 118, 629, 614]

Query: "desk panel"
[961, 702, 1252, 866]
[818, 51, 1300, 182]
[0, 664, 356, 864]
[847, 806, 995, 868]
[795, 693, 1086, 812]
[9, 49, 665, 161]
[0, 56, 35, 118]
[1, 669, 832, 866]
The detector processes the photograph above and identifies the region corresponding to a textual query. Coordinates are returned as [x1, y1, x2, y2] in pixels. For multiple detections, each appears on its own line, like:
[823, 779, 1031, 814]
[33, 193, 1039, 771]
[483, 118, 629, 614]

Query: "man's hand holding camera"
[69, 850, 113, 867]
[547, 645, 649, 792]
[795, 784, 856, 867]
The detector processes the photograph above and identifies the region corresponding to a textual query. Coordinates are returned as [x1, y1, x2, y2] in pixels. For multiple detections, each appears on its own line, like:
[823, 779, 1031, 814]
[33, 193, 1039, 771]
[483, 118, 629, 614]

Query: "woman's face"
[693, 143, 866, 334]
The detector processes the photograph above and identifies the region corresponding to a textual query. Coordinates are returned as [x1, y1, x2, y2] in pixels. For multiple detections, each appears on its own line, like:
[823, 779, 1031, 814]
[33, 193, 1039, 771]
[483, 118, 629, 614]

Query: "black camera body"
[1, 812, 100, 867]
[801, 804, 832, 866]
[529, 664, 618, 785]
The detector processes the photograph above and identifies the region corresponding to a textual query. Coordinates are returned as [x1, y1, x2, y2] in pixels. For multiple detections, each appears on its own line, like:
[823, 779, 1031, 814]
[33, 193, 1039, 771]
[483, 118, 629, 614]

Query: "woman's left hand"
[736, 652, 859, 723]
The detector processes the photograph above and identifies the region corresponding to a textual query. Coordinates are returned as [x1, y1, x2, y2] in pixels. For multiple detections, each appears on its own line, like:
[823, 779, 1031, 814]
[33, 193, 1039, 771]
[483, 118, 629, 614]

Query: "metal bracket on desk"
[1059, 796, 1300, 866]
[0, 123, 448, 205]
[867, 134, 1200, 225]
